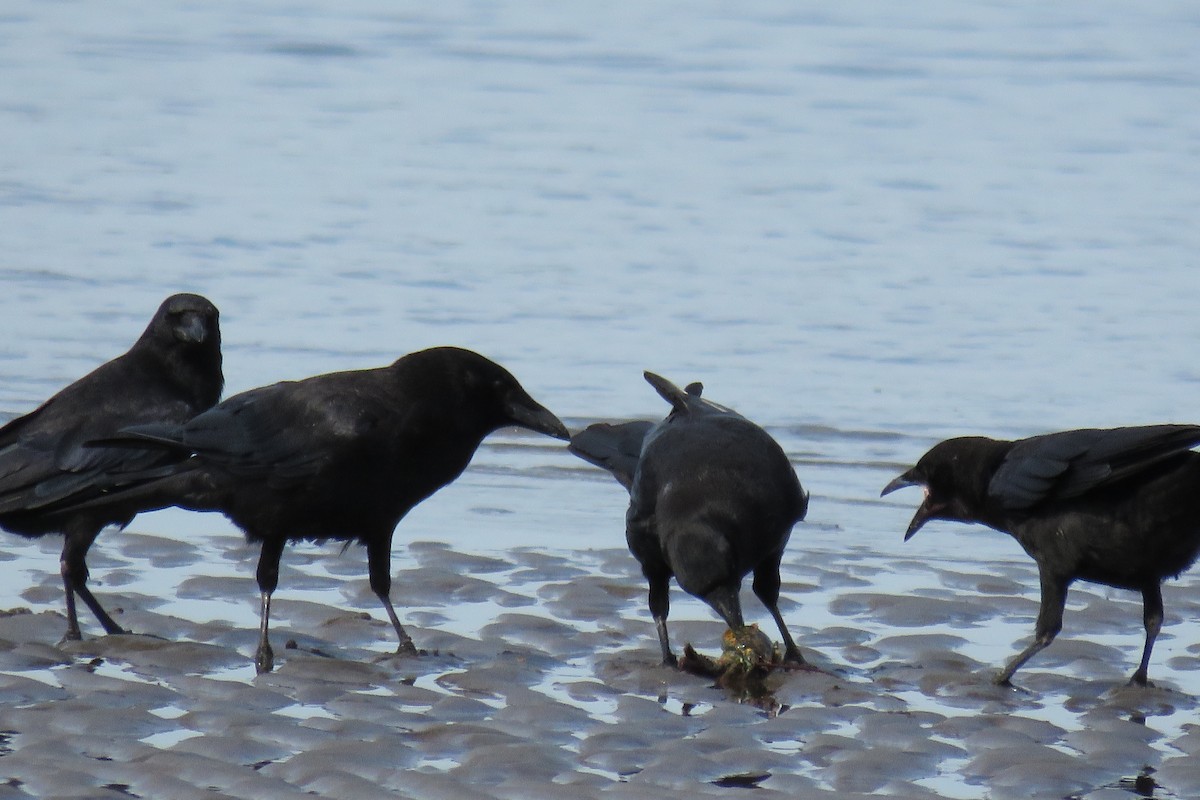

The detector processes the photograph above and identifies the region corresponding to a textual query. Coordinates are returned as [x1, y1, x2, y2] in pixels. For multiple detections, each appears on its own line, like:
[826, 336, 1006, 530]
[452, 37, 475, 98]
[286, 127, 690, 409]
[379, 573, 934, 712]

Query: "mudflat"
[0, 530, 1198, 799]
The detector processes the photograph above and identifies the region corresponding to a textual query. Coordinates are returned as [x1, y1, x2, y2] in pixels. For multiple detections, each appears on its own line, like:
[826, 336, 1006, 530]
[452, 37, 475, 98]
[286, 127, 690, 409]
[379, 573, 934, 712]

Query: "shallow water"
[2, 1, 1200, 797]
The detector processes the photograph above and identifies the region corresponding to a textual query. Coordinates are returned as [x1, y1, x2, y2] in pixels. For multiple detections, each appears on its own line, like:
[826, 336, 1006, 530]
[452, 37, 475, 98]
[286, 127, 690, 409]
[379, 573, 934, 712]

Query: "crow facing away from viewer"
[570, 373, 809, 666]
[0, 293, 223, 639]
[93, 346, 568, 673]
[882, 424, 1200, 686]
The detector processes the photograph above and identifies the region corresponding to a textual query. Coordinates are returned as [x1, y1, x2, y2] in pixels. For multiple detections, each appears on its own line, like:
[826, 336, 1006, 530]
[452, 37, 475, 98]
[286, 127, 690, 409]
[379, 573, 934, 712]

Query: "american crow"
[96, 346, 568, 673]
[0, 293, 222, 639]
[570, 373, 809, 666]
[882, 424, 1200, 686]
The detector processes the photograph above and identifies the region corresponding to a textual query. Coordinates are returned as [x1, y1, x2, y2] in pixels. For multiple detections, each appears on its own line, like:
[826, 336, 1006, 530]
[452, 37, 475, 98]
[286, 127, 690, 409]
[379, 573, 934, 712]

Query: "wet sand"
[1, 529, 1199, 800]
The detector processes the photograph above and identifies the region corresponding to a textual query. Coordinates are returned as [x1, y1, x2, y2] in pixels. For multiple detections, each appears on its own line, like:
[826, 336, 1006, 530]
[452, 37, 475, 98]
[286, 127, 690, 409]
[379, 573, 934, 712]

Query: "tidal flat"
[1, 519, 1198, 800]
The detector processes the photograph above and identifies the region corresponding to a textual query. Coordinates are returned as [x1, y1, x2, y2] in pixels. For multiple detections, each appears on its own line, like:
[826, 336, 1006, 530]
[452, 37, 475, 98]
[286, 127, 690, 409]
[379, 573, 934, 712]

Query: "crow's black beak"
[903, 504, 933, 541]
[506, 395, 570, 441]
[175, 312, 209, 344]
[881, 469, 932, 541]
[881, 471, 918, 497]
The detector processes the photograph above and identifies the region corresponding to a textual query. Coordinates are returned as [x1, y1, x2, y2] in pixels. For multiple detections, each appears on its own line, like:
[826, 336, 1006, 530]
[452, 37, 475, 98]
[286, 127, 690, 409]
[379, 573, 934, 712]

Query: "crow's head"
[882, 437, 995, 540]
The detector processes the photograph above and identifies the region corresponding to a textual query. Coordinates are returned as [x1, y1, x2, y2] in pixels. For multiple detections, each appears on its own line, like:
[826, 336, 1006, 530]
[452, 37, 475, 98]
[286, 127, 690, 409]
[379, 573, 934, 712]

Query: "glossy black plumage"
[566, 419, 652, 491]
[883, 424, 1200, 686]
[95, 346, 568, 672]
[0, 293, 223, 639]
[570, 373, 809, 666]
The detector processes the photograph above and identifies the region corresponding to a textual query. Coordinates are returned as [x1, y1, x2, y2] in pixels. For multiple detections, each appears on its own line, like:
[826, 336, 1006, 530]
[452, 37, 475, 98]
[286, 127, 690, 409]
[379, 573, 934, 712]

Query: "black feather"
[82, 346, 567, 672]
[0, 293, 223, 638]
[571, 372, 809, 666]
[887, 423, 1200, 685]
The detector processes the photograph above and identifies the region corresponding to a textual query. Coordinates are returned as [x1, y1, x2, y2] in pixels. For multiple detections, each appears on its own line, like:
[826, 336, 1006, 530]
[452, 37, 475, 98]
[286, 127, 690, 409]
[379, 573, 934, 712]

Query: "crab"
[680, 624, 780, 684]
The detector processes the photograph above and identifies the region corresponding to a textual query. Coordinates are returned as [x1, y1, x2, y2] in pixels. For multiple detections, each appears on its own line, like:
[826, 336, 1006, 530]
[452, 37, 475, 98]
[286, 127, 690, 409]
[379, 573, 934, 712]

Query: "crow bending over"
[570, 374, 809, 666]
[882, 424, 1200, 686]
[96, 347, 568, 673]
[0, 293, 223, 639]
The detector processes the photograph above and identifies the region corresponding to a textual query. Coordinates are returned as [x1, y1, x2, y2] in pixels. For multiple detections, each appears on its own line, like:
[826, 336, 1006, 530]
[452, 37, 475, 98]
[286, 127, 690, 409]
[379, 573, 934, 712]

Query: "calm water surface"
[2, 1, 1199, 794]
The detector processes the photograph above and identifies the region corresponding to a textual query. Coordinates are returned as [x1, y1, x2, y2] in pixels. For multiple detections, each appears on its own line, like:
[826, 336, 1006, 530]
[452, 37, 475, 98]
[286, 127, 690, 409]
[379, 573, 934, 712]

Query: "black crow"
[95, 346, 568, 673]
[0, 293, 222, 639]
[882, 424, 1200, 686]
[570, 373, 809, 666]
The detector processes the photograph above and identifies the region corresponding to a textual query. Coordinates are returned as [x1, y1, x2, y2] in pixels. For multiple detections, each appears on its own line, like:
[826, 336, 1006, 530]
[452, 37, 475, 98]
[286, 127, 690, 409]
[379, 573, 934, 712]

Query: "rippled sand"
[1, 530, 1199, 800]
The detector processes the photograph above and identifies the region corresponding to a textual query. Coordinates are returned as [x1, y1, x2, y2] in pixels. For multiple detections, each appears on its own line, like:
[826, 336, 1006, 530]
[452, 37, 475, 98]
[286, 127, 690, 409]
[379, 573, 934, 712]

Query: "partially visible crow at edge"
[0, 293, 223, 639]
[882, 424, 1200, 686]
[92, 346, 569, 673]
[570, 373, 809, 666]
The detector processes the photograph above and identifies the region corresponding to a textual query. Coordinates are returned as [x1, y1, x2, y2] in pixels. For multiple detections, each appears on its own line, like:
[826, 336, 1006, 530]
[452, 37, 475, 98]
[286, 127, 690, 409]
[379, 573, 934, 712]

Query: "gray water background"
[1, 1, 1200, 789]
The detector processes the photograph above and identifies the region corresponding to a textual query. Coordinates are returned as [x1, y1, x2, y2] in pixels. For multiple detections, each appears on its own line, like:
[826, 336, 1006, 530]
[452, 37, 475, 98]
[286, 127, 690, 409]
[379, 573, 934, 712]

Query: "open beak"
[881, 469, 931, 541]
[506, 394, 570, 441]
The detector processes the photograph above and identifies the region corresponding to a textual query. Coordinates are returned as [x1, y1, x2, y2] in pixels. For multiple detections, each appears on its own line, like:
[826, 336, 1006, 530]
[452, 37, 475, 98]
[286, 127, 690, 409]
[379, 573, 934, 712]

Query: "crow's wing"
[0, 377, 199, 515]
[568, 420, 654, 491]
[988, 424, 1200, 510]
[0, 429, 182, 513]
[118, 379, 383, 486]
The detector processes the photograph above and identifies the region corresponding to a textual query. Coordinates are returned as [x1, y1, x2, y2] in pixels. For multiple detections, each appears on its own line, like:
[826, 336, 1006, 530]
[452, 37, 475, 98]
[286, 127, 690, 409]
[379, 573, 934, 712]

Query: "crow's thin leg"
[997, 570, 1068, 685]
[647, 572, 676, 666]
[60, 528, 127, 639]
[367, 536, 416, 655]
[1131, 584, 1163, 687]
[753, 558, 805, 664]
[254, 537, 286, 673]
